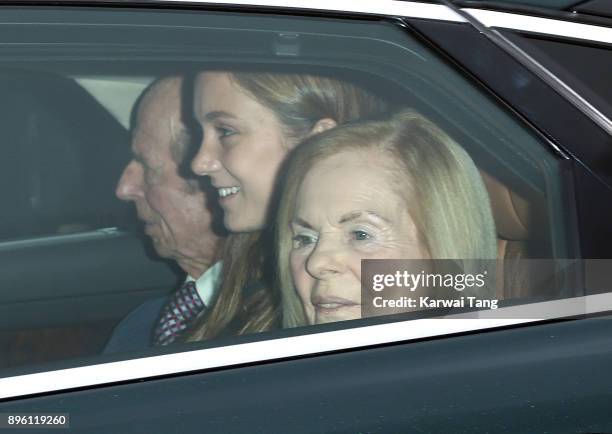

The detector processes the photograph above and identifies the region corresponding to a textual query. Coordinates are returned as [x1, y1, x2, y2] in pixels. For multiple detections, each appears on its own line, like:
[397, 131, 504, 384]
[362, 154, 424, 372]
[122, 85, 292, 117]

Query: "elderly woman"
[276, 109, 497, 326]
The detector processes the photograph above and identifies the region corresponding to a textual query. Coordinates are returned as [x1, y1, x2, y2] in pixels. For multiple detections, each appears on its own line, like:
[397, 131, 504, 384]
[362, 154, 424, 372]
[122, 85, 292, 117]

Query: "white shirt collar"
[186, 261, 222, 307]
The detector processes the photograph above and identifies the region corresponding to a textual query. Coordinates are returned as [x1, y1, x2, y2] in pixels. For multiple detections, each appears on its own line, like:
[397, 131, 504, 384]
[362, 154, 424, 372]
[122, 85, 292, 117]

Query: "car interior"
[0, 70, 181, 370]
[0, 9, 577, 374]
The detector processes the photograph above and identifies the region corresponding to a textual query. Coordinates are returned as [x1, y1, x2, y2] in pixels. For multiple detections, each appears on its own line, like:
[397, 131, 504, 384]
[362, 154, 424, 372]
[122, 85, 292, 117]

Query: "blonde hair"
[186, 71, 390, 341]
[277, 109, 498, 327]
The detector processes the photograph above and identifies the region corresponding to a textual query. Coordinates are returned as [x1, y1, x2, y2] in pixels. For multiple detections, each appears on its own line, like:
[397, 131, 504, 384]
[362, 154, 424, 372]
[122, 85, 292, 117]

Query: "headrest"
[0, 71, 131, 238]
[480, 171, 533, 241]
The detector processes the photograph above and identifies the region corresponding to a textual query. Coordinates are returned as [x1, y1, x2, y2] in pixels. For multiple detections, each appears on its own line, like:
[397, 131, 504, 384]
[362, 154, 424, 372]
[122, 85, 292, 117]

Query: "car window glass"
[74, 76, 153, 129]
[0, 6, 580, 382]
[0, 72, 137, 241]
[505, 33, 612, 121]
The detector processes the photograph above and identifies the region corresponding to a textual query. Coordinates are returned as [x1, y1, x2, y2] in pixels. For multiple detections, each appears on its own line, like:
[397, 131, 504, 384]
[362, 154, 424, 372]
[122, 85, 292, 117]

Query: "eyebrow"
[292, 217, 314, 230]
[292, 211, 390, 229]
[132, 152, 150, 169]
[203, 110, 237, 122]
[338, 211, 390, 224]
[130, 146, 143, 162]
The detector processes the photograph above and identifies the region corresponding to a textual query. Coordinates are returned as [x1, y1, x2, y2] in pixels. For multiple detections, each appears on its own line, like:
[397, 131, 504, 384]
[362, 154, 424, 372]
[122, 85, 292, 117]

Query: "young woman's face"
[290, 150, 428, 324]
[191, 72, 292, 232]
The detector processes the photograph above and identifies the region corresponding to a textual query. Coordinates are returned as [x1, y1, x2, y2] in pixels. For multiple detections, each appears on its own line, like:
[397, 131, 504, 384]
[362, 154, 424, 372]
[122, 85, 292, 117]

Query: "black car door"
[1, 2, 611, 433]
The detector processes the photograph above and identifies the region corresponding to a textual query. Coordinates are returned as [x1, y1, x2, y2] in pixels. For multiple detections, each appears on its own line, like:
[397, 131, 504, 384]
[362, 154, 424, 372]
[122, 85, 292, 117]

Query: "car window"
[0, 71, 136, 241]
[504, 33, 612, 122]
[0, 4, 584, 394]
[74, 76, 154, 129]
[574, 0, 612, 18]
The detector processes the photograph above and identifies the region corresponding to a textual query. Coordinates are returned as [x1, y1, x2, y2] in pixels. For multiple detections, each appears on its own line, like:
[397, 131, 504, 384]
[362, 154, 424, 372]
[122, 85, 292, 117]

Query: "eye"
[215, 125, 237, 139]
[142, 163, 160, 184]
[135, 158, 151, 178]
[351, 230, 371, 241]
[292, 234, 317, 249]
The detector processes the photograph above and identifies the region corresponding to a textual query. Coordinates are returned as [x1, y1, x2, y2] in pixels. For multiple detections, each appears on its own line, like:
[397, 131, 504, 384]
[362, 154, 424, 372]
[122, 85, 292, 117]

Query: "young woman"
[187, 71, 390, 339]
[276, 109, 497, 326]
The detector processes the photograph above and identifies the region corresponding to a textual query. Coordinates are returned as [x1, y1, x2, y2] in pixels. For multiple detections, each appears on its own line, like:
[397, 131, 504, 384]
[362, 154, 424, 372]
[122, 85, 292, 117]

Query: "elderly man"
[104, 76, 223, 353]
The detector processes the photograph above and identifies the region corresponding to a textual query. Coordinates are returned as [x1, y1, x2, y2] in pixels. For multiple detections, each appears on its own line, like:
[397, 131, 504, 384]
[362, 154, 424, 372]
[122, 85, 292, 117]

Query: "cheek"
[146, 184, 173, 211]
[344, 252, 364, 301]
[387, 243, 427, 260]
[290, 252, 313, 303]
[217, 147, 236, 173]
[347, 252, 363, 285]
[139, 184, 163, 215]
[146, 185, 190, 225]
[227, 142, 288, 188]
[291, 252, 316, 325]
[221, 148, 257, 189]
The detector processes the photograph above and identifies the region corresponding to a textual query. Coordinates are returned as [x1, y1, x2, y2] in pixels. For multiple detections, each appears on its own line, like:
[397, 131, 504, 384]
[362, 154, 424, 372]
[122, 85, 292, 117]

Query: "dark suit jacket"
[103, 279, 271, 354]
[103, 296, 167, 354]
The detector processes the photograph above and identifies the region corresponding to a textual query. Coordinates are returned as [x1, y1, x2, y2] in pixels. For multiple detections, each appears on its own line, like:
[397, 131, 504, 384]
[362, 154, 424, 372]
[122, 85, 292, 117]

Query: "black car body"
[0, 1, 611, 432]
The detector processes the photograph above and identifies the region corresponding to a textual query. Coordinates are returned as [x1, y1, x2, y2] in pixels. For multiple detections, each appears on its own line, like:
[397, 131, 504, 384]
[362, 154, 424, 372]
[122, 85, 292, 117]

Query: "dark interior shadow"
[179, 72, 227, 238]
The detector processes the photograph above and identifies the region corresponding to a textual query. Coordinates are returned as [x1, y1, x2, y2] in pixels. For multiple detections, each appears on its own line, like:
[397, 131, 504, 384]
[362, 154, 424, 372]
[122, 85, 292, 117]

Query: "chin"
[151, 242, 173, 259]
[224, 216, 263, 233]
[315, 308, 361, 324]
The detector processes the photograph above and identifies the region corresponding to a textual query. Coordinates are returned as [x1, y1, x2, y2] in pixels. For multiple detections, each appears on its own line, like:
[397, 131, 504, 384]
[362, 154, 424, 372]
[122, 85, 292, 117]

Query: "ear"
[308, 118, 338, 136]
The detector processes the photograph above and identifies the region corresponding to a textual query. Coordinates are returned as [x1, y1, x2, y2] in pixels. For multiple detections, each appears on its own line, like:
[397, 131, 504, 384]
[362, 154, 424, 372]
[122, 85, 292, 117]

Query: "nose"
[306, 238, 347, 280]
[191, 132, 221, 176]
[116, 160, 144, 201]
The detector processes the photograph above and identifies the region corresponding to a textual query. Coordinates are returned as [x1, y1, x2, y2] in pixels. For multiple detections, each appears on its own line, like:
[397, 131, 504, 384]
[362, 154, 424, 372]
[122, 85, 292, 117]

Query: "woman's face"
[191, 72, 292, 232]
[290, 150, 427, 324]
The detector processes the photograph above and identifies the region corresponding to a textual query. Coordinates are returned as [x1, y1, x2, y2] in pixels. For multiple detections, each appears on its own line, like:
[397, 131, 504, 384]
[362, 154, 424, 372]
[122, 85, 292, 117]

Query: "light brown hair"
[186, 71, 391, 340]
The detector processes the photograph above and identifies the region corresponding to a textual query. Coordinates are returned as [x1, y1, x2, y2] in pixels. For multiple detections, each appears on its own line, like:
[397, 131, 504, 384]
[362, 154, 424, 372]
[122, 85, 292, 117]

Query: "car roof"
[2, 0, 611, 22]
[0, 0, 576, 8]
[459, 0, 577, 9]
[458, 0, 612, 19]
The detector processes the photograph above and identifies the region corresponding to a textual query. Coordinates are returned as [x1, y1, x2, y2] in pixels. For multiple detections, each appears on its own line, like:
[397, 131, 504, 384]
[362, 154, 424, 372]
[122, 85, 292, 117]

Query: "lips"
[311, 295, 360, 313]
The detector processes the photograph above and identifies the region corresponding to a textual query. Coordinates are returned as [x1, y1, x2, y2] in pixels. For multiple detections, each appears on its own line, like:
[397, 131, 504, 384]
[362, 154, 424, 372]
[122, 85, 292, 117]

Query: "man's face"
[116, 78, 220, 277]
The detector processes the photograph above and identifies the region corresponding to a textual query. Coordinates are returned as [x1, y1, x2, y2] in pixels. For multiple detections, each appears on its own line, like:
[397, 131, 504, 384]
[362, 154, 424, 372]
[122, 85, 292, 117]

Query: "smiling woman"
[186, 70, 391, 340]
[191, 72, 298, 233]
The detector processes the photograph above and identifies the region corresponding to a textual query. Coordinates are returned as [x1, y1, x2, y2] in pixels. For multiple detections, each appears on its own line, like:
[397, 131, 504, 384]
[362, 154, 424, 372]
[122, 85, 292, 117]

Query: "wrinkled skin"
[116, 77, 221, 278]
[290, 150, 428, 324]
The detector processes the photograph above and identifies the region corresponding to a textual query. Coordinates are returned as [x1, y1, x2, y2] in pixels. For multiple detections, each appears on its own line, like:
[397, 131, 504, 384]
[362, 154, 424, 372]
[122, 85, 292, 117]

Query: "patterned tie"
[153, 280, 206, 346]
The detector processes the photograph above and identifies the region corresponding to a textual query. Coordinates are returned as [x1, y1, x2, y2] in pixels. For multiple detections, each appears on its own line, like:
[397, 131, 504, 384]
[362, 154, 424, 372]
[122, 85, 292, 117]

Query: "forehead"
[296, 149, 404, 219]
[132, 80, 183, 157]
[195, 72, 267, 117]
[195, 72, 235, 103]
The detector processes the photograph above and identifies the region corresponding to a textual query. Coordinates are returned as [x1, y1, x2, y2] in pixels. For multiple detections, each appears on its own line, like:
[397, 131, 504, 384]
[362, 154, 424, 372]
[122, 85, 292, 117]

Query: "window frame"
[0, 0, 610, 400]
